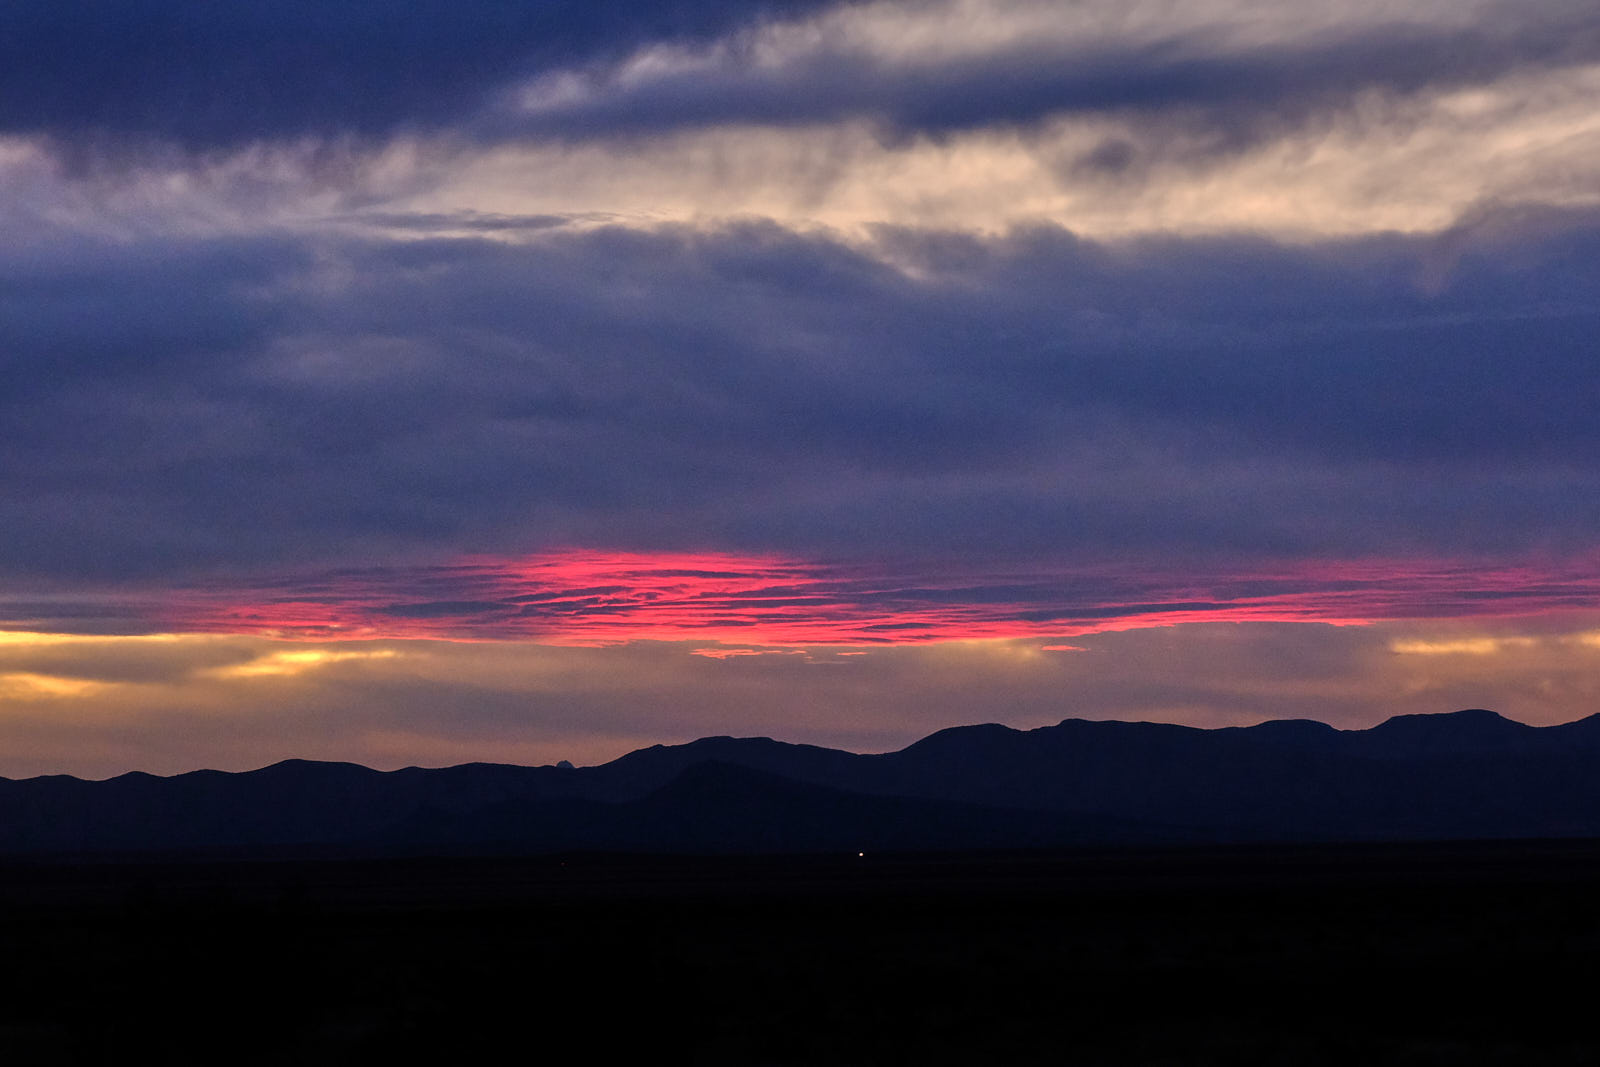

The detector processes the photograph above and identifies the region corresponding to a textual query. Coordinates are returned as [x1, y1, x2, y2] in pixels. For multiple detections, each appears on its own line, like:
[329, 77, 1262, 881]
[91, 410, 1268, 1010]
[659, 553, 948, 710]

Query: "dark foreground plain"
[2, 841, 1599, 1065]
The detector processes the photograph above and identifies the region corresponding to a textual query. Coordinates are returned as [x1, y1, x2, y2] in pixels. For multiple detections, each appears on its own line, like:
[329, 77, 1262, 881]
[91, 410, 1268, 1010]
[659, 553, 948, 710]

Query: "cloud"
[690, 647, 810, 659]
[0, 0, 849, 153]
[3, 212, 1600, 588]
[403, 68, 1600, 243]
[2, 551, 1594, 647]
[11, 0, 1592, 162]
[1389, 636, 1540, 655]
[496, 0, 1600, 145]
[0, 672, 109, 699]
[0, 631, 262, 685]
[205, 648, 401, 679]
[9, 1, 1598, 245]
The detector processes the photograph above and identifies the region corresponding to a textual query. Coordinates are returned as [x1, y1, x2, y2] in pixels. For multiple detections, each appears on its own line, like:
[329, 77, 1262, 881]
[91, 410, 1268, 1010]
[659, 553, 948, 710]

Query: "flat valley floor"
[2, 841, 1597, 1064]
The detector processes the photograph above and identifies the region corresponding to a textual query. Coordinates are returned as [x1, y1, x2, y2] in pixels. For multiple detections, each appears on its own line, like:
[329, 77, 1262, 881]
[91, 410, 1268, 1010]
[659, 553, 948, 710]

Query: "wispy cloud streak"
[498, 3, 1600, 143]
[49, 550, 1600, 646]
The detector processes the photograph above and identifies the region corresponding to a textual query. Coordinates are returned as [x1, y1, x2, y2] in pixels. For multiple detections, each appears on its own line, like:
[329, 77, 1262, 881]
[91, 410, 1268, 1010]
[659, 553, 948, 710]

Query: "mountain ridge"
[5, 708, 1600, 856]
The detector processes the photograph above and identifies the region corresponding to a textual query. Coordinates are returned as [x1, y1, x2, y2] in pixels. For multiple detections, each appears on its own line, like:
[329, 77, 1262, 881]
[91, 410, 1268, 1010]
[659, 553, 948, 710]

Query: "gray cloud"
[495, 2, 1600, 150]
[0, 0, 851, 155]
[6, 0, 1594, 180]
[3, 209, 1600, 584]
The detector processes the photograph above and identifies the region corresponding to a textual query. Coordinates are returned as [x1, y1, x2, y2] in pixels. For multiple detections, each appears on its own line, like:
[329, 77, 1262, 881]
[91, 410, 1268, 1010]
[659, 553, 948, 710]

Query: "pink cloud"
[57, 548, 1600, 646]
[690, 647, 810, 659]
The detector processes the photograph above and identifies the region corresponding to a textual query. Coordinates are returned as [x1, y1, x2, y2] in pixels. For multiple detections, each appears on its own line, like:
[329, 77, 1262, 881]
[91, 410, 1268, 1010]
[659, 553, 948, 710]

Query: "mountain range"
[7, 709, 1600, 856]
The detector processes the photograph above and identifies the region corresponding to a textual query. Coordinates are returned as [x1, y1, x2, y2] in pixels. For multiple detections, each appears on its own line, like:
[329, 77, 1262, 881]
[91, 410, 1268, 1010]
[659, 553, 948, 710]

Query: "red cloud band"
[121, 549, 1600, 645]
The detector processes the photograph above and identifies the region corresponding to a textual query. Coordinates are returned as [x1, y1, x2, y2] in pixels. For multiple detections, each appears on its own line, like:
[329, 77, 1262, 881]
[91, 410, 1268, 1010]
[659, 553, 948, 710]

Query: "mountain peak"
[1358, 708, 1532, 756]
[1369, 708, 1522, 731]
[899, 722, 1021, 758]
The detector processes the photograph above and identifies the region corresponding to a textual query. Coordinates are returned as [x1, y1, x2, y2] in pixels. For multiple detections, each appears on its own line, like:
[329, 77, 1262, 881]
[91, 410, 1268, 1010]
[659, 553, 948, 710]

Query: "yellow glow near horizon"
[208, 649, 401, 679]
[0, 630, 184, 647]
[0, 672, 109, 698]
[1389, 637, 1540, 656]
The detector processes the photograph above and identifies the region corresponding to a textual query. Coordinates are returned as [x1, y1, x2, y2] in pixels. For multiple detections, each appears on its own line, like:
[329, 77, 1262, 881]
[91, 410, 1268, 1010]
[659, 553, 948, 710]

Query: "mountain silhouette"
[1349, 707, 1539, 756]
[379, 761, 1177, 854]
[5, 709, 1600, 856]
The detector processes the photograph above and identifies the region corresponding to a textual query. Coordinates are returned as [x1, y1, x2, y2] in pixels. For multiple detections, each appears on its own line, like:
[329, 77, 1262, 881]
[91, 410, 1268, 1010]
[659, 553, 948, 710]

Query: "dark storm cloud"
[498, 2, 1600, 145]
[5, 209, 1600, 583]
[0, 234, 306, 394]
[0, 0, 847, 152]
[8, 0, 1596, 160]
[892, 220, 1600, 466]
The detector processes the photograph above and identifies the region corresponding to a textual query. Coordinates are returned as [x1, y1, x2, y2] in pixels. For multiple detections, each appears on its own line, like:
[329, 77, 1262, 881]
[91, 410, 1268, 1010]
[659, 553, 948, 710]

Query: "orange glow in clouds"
[127, 549, 1600, 647]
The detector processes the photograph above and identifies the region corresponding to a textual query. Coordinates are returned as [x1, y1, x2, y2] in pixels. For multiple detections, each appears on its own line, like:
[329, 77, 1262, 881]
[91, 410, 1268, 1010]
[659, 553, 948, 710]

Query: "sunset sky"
[5, 0, 1600, 777]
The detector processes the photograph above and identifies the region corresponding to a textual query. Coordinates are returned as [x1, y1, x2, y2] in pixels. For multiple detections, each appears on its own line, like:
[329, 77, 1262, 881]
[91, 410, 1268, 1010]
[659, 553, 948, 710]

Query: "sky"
[5, 0, 1600, 777]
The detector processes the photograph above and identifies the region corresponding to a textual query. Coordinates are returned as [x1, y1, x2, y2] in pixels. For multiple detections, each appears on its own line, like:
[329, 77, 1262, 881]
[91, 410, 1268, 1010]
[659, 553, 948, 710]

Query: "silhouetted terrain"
[6, 709, 1600, 856]
[6, 714, 1600, 1063]
[4, 843, 1600, 1064]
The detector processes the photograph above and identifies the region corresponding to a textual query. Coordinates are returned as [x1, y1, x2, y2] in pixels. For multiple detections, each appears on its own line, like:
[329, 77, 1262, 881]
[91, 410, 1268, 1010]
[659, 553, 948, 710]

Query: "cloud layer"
[0, 0, 847, 150]
[4, 214, 1600, 589]
[5, 550, 1596, 648]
